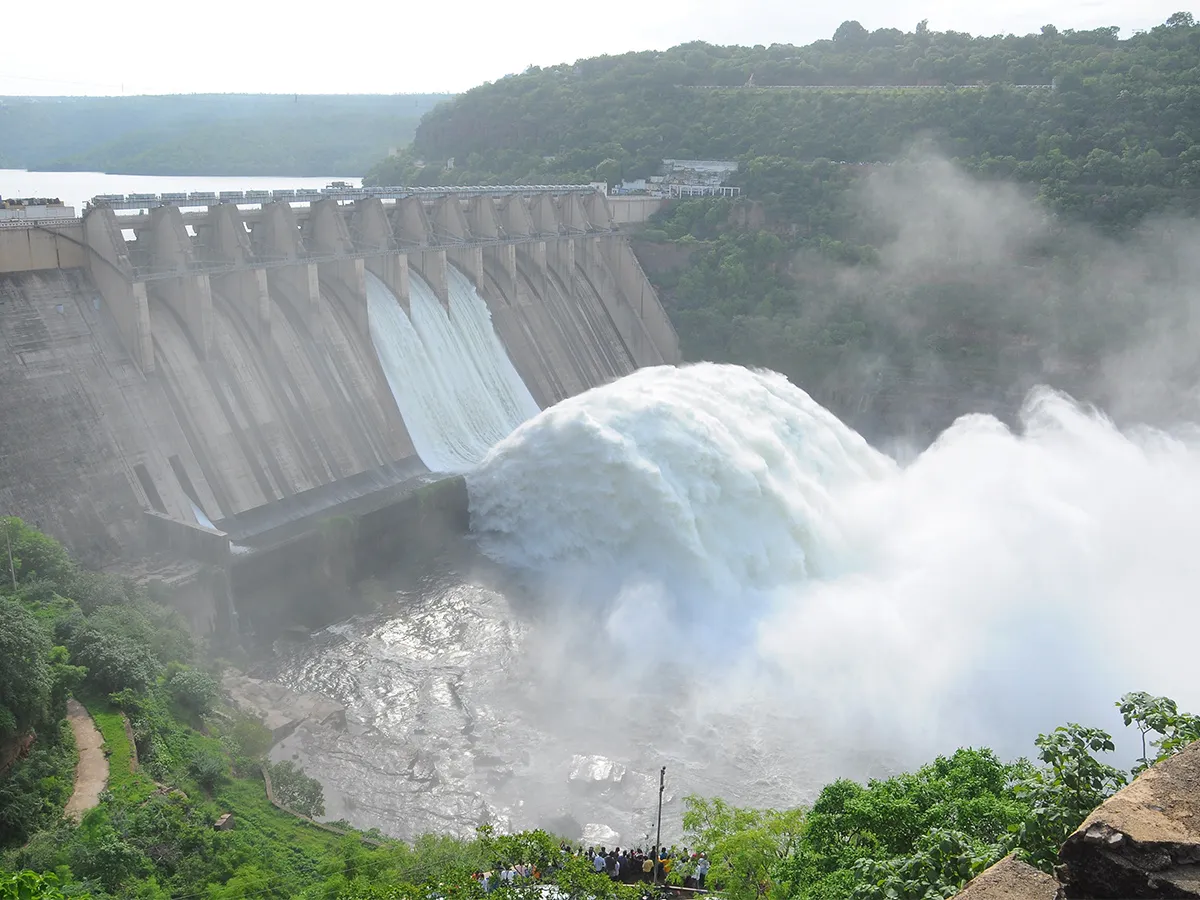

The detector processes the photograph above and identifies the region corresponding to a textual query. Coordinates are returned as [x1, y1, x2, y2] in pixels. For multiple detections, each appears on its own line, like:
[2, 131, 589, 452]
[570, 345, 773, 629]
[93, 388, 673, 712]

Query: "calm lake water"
[0, 169, 359, 215]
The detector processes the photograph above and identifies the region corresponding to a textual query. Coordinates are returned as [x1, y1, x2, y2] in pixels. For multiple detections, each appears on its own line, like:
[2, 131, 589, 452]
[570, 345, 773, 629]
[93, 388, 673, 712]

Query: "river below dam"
[260, 536, 889, 843]
[254, 363, 1200, 843]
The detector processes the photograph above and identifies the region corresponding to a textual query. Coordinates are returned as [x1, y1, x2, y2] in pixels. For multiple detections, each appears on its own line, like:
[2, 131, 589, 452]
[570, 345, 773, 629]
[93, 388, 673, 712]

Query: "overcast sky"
[0, 1, 1190, 96]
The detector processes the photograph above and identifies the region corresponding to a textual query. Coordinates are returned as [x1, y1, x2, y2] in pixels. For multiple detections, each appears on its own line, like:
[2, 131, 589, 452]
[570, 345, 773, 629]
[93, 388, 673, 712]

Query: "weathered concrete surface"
[0, 191, 679, 582]
[607, 196, 666, 225]
[65, 699, 108, 822]
[0, 269, 198, 561]
[0, 222, 85, 273]
[223, 671, 347, 741]
[1058, 741, 1200, 898]
[955, 856, 1062, 900]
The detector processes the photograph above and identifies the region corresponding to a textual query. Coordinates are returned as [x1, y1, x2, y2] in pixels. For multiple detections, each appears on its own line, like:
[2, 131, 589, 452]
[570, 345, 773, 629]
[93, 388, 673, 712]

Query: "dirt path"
[65, 698, 108, 821]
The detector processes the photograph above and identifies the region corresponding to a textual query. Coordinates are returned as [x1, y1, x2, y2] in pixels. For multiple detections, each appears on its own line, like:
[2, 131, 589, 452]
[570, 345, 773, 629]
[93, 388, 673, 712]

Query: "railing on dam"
[126, 226, 622, 282]
[87, 184, 600, 211]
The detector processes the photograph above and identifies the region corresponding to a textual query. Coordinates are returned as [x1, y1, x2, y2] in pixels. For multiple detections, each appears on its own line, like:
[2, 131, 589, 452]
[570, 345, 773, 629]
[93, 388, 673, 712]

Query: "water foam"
[469, 362, 1200, 757]
[469, 364, 894, 594]
[367, 268, 539, 473]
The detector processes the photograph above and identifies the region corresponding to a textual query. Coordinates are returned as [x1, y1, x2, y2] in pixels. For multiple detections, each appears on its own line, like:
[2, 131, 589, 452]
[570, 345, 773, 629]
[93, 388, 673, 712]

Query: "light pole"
[653, 766, 666, 886]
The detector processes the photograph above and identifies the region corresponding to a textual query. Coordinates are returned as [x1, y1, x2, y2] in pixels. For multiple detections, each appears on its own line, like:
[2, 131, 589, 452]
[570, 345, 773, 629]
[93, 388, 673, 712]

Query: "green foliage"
[681, 796, 805, 900]
[1117, 691, 1200, 774]
[188, 748, 228, 792]
[0, 599, 53, 739]
[0, 720, 76, 847]
[851, 830, 1003, 900]
[1, 518, 73, 587]
[369, 16, 1200, 225]
[1009, 724, 1126, 871]
[0, 871, 72, 900]
[168, 668, 219, 718]
[268, 760, 326, 818]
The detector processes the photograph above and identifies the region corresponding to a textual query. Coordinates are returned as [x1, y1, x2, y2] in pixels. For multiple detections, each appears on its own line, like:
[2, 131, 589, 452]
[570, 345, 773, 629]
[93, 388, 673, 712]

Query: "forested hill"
[371, 13, 1200, 201]
[367, 14, 1200, 445]
[0, 93, 448, 176]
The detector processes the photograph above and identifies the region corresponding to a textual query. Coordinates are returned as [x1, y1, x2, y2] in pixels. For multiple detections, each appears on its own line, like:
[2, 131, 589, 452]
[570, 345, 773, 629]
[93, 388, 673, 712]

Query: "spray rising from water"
[469, 363, 1200, 762]
[367, 268, 540, 472]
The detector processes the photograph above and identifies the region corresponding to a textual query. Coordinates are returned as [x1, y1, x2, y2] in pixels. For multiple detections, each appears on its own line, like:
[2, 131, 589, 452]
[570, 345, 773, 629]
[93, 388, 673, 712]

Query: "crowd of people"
[472, 845, 710, 894]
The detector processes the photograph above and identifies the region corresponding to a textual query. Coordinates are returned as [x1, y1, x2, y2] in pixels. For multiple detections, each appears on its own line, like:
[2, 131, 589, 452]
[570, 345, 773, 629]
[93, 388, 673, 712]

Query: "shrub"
[168, 669, 219, 717]
[0, 600, 52, 740]
[188, 749, 228, 792]
[67, 628, 159, 695]
[268, 761, 325, 818]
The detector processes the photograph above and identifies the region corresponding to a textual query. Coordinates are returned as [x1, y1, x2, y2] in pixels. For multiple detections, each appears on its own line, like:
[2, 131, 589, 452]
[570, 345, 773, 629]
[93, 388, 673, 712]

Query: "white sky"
[0, 1, 1190, 96]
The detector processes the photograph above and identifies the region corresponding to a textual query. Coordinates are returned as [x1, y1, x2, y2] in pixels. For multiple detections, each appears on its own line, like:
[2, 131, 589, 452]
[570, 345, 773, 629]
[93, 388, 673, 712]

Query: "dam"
[0, 185, 679, 631]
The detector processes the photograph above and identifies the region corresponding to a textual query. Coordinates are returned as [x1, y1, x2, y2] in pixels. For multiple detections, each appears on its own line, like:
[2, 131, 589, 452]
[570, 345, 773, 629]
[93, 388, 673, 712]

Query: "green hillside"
[365, 14, 1200, 440]
[0, 94, 450, 176]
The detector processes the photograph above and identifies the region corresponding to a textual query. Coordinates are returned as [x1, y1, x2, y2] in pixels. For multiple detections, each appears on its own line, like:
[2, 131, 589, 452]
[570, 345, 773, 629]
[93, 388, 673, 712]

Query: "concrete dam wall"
[0, 187, 679, 586]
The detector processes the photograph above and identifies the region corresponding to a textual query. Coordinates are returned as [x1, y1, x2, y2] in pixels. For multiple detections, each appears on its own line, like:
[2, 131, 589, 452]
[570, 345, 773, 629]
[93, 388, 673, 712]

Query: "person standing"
[696, 854, 710, 890]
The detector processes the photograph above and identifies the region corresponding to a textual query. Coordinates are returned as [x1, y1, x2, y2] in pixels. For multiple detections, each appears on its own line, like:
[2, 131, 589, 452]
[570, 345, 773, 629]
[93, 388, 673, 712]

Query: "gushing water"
[469, 363, 1200, 758]
[366, 268, 539, 472]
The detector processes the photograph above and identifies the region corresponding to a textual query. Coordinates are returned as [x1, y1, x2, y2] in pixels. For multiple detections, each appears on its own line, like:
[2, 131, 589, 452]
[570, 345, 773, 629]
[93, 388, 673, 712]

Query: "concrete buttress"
[431, 196, 483, 291]
[352, 198, 409, 312]
[256, 201, 320, 330]
[203, 203, 270, 340]
[82, 208, 153, 373]
[308, 199, 368, 336]
[146, 206, 214, 359]
[391, 197, 448, 308]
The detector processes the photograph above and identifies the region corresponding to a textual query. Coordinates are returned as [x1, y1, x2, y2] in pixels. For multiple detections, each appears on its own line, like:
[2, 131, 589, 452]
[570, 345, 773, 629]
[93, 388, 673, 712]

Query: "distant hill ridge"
[0, 93, 451, 176]
[363, 14, 1200, 187]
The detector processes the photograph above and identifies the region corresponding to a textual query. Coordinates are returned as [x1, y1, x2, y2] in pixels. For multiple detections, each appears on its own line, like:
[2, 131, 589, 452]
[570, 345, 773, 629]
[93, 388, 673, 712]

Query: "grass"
[80, 697, 156, 804]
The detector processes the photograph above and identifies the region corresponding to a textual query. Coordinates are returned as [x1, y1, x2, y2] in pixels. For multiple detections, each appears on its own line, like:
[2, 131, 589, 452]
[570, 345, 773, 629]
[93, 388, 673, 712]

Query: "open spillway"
[270, 361, 1200, 844]
[366, 268, 540, 473]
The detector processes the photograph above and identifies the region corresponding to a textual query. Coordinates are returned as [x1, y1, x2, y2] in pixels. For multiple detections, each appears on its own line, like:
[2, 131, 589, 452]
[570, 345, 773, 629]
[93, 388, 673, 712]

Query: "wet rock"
[954, 855, 1061, 899]
[568, 754, 626, 791]
[1058, 740, 1200, 898]
[222, 671, 347, 742]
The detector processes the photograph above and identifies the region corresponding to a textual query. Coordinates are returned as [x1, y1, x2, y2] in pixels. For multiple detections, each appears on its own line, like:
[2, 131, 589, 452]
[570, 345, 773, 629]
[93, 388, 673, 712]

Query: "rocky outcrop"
[222, 671, 347, 742]
[956, 856, 1061, 900]
[1058, 741, 1200, 898]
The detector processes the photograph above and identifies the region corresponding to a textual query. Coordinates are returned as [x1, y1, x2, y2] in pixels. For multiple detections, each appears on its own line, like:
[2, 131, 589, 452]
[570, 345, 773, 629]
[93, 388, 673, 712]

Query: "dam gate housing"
[0, 186, 679, 632]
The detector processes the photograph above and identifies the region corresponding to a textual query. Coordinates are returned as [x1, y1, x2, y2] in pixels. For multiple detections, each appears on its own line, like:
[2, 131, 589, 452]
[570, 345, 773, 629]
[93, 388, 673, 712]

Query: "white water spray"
[367, 268, 540, 473]
[469, 363, 1200, 760]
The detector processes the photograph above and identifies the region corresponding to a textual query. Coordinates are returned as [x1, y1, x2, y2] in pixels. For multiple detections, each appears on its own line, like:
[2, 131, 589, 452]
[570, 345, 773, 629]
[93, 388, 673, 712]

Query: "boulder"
[954, 855, 1062, 900]
[1058, 740, 1200, 898]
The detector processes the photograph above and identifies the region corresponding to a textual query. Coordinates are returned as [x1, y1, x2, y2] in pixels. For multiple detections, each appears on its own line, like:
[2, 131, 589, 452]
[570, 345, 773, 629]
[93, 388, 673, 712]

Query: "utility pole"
[653, 765, 666, 886]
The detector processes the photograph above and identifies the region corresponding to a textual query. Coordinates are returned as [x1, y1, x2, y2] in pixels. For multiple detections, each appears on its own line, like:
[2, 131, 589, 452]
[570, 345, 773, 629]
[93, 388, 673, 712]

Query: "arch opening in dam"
[0, 186, 680, 631]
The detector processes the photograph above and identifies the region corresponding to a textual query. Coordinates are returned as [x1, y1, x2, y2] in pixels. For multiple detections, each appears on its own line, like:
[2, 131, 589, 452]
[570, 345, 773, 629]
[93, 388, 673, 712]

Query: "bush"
[67, 627, 159, 695]
[168, 669, 219, 717]
[268, 761, 325, 818]
[188, 750, 228, 792]
[0, 600, 52, 740]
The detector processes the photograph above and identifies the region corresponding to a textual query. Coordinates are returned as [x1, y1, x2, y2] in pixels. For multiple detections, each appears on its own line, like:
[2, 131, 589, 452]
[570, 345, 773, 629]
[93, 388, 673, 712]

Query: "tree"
[0, 599, 52, 738]
[1166, 11, 1195, 27]
[168, 668, 219, 717]
[681, 796, 805, 900]
[1010, 725, 1126, 871]
[268, 760, 326, 818]
[1117, 691, 1200, 774]
[833, 21, 869, 44]
[0, 519, 72, 588]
